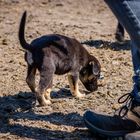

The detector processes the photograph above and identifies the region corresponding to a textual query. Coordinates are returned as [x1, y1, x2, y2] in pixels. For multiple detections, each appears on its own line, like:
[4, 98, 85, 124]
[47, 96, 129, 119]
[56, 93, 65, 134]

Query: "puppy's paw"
[37, 96, 52, 106]
[73, 91, 85, 98]
[39, 99, 52, 106]
[76, 93, 85, 98]
[44, 89, 51, 100]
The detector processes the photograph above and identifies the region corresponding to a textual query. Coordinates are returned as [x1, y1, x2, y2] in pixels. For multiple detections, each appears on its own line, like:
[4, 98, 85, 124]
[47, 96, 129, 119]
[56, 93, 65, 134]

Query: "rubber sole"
[84, 117, 131, 138]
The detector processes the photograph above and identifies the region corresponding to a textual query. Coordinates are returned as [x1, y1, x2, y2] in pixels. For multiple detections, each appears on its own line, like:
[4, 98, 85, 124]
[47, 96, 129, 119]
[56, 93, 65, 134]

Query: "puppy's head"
[79, 61, 101, 92]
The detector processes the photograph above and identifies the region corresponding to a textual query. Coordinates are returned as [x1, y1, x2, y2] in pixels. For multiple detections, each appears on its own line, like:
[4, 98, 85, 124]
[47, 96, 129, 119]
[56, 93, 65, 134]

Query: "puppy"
[19, 11, 101, 106]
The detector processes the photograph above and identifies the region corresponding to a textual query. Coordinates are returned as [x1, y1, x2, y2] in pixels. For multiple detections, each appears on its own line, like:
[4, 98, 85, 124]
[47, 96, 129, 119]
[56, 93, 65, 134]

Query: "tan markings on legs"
[35, 87, 51, 106]
[44, 88, 52, 100]
[74, 81, 85, 98]
[68, 74, 85, 98]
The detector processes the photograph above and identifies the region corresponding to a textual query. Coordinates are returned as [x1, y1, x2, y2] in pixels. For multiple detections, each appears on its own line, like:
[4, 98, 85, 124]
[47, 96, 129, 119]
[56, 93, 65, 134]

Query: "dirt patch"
[0, 0, 132, 139]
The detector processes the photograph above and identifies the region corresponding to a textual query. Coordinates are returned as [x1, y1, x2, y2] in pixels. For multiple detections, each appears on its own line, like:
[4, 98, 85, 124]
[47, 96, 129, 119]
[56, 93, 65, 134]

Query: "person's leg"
[105, 0, 140, 48]
[131, 40, 140, 102]
[83, 0, 140, 137]
[105, 0, 140, 102]
[115, 22, 125, 44]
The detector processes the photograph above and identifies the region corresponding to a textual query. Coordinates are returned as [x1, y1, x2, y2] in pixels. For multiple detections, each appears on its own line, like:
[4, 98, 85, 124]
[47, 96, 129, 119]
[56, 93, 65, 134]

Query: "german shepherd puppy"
[19, 11, 101, 106]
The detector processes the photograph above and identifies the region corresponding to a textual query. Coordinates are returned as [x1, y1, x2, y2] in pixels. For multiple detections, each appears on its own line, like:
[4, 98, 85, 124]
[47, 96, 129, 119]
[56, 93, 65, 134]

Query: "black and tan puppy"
[19, 11, 101, 106]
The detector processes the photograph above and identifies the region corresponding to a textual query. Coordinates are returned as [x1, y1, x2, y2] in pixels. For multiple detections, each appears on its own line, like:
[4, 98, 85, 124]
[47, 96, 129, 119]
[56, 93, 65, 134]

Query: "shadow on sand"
[81, 39, 131, 51]
[0, 91, 101, 140]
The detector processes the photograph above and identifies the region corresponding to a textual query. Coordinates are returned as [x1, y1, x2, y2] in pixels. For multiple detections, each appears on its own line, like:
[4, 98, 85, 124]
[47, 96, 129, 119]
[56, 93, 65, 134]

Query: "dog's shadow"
[0, 124, 95, 140]
[0, 92, 85, 127]
[51, 87, 91, 99]
[0, 89, 78, 111]
[0, 92, 121, 140]
[0, 92, 100, 139]
[50, 88, 91, 99]
[51, 87, 72, 99]
[81, 39, 131, 51]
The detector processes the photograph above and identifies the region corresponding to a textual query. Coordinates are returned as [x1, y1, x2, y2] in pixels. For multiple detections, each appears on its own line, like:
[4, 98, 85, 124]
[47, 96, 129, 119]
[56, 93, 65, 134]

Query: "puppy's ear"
[89, 61, 100, 75]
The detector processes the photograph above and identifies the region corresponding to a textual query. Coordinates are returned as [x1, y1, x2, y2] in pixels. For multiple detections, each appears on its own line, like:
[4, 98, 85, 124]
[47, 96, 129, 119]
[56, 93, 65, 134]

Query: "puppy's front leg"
[36, 66, 54, 106]
[68, 73, 85, 98]
[26, 64, 36, 93]
[44, 81, 52, 100]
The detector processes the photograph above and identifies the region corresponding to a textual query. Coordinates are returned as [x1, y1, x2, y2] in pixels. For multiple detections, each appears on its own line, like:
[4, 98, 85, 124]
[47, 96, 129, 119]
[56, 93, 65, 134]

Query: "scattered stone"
[2, 39, 8, 45]
[112, 103, 120, 110]
[56, 3, 63, 6]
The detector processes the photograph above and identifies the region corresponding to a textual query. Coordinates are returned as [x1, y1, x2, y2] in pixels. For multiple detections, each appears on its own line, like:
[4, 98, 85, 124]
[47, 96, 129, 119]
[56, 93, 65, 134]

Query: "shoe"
[115, 32, 125, 45]
[115, 23, 125, 44]
[83, 93, 140, 137]
[125, 131, 140, 140]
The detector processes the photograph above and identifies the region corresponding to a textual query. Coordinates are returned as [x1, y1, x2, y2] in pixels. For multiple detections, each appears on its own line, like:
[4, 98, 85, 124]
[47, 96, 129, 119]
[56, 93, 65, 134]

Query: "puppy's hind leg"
[26, 64, 36, 93]
[68, 73, 85, 98]
[36, 66, 54, 106]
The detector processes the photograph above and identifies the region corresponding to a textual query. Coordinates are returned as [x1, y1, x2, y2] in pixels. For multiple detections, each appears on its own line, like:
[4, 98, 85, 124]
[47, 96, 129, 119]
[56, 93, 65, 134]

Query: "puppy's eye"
[80, 67, 88, 76]
[82, 69, 87, 74]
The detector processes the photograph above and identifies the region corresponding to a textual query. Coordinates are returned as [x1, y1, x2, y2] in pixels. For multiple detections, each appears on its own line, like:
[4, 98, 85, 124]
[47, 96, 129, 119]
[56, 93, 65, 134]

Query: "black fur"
[19, 11, 101, 106]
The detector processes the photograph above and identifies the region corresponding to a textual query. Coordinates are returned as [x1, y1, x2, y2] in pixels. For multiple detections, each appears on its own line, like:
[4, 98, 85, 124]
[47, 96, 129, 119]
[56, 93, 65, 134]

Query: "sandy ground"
[0, 0, 134, 140]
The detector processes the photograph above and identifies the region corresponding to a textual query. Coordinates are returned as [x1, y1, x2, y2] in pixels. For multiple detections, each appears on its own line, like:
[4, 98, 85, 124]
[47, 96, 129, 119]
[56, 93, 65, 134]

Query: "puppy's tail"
[19, 11, 31, 50]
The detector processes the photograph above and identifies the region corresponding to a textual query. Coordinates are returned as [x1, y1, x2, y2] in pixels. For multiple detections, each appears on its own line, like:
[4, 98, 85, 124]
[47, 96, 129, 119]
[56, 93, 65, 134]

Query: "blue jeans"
[104, 0, 140, 102]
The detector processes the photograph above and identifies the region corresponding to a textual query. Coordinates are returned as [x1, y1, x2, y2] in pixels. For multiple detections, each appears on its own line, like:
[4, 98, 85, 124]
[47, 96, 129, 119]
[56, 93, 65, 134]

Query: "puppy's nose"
[98, 72, 104, 80]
